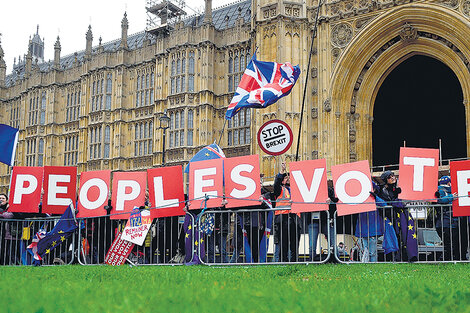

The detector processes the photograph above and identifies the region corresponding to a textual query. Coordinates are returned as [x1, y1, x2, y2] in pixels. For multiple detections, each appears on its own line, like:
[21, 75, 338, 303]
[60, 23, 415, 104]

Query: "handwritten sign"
[105, 232, 135, 266]
[121, 207, 152, 246]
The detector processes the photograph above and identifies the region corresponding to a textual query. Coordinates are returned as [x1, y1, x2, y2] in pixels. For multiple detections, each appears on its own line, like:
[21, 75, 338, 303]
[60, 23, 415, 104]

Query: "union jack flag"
[225, 53, 301, 119]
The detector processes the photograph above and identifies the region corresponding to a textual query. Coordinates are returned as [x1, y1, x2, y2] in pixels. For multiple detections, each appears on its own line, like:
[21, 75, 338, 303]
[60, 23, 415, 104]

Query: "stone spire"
[54, 36, 61, 69]
[85, 25, 93, 59]
[120, 12, 129, 49]
[0, 34, 6, 87]
[204, 0, 212, 24]
[25, 39, 33, 75]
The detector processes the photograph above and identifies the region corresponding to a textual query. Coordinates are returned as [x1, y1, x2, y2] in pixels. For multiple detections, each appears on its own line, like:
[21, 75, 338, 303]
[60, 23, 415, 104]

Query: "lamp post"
[159, 111, 170, 166]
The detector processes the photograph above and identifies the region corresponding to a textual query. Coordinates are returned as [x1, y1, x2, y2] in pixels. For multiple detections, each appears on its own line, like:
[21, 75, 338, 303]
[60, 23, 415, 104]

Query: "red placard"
[105, 232, 135, 266]
[77, 170, 111, 218]
[290, 159, 329, 214]
[147, 166, 185, 218]
[224, 155, 261, 208]
[43, 166, 77, 215]
[450, 160, 470, 217]
[111, 172, 147, 220]
[189, 158, 224, 210]
[257, 119, 293, 156]
[399, 147, 439, 200]
[331, 160, 376, 216]
[8, 166, 44, 213]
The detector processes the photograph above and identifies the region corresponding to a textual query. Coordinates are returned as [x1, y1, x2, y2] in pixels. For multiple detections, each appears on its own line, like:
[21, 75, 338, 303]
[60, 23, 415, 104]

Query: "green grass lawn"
[1, 263, 469, 313]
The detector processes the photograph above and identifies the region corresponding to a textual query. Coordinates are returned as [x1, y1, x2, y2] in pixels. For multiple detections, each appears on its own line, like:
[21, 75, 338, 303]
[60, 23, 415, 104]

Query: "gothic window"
[89, 126, 102, 159]
[104, 126, 110, 158]
[134, 121, 153, 156]
[227, 108, 251, 146]
[187, 109, 193, 146]
[106, 74, 112, 110]
[38, 139, 44, 166]
[64, 134, 78, 166]
[66, 87, 80, 122]
[26, 138, 36, 166]
[188, 51, 195, 92]
[170, 53, 187, 95]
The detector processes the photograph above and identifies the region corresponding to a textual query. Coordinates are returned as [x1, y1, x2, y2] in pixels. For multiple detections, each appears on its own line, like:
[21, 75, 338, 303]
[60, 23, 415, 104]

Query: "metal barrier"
[0, 217, 76, 266]
[2, 202, 469, 266]
[333, 203, 470, 263]
[77, 215, 186, 266]
[197, 208, 331, 265]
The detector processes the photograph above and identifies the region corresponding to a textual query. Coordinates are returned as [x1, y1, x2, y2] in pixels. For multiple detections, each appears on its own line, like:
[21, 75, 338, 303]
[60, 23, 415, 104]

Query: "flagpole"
[218, 119, 227, 147]
[295, 0, 323, 161]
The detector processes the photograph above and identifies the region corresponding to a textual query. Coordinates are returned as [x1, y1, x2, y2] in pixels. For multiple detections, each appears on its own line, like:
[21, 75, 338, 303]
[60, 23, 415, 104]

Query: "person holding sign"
[377, 171, 418, 262]
[274, 162, 301, 262]
[435, 176, 468, 261]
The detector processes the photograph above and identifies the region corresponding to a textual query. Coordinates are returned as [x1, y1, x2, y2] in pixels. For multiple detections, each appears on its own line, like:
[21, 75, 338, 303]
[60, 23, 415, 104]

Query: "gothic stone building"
[0, 0, 469, 189]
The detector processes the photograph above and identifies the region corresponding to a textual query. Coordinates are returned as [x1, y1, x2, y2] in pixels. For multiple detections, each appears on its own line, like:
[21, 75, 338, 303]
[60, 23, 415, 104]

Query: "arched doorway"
[372, 55, 466, 166]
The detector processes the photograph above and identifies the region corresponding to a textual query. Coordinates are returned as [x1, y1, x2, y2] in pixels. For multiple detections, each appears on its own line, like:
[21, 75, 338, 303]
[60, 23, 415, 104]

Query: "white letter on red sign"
[13, 174, 38, 204]
[230, 164, 256, 198]
[457, 170, 470, 207]
[48, 174, 71, 206]
[116, 180, 141, 211]
[403, 157, 435, 192]
[153, 176, 179, 208]
[79, 178, 108, 210]
[291, 168, 324, 203]
[335, 171, 370, 204]
[194, 167, 217, 199]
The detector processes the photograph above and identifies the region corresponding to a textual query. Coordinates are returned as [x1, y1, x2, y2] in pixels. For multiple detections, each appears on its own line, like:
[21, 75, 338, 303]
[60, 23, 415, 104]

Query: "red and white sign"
[77, 170, 111, 218]
[43, 166, 77, 214]
[331, 160, 376, 216]
[147, 166, 185, 218]
[111, 171, 146, 220]
[189, 158, 224, 210]
[9, 166, 44, 213]
[290, 159, 329, 214]
[257, 119, 293, 156]
[399, 147, 439, 200]
[451, 160, 470, 217]
[224, 155, 261, 208]
[121, 209, 152, 246]
[105, 232, 135, 266]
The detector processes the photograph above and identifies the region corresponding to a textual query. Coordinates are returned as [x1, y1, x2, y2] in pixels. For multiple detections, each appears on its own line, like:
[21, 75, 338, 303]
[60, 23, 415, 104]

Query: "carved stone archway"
[328, 4, 470, 166]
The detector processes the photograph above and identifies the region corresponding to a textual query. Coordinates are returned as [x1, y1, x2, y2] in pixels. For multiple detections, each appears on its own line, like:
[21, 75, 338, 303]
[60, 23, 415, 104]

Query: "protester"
[377, 171, 418, 262]
[274, 162, 301, 262]
[354, 182, 385, 262]
[435, 175, 468, 261]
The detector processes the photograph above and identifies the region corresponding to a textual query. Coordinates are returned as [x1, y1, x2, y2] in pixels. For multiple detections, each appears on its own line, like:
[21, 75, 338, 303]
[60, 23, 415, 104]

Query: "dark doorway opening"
[372, 55, 466, 166]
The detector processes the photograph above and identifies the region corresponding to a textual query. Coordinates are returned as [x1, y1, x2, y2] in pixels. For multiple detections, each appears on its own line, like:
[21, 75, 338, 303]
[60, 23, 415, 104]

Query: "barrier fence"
[0, 204, 469, 266]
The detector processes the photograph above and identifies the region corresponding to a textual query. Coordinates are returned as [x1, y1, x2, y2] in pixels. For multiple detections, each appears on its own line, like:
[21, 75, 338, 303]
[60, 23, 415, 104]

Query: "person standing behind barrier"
[435, 175, 468, 261]
[377, 171, 418, 262]
[0, 193, 13, 265]
[274, 162, 301, 262]
[355, 183, 385, 262]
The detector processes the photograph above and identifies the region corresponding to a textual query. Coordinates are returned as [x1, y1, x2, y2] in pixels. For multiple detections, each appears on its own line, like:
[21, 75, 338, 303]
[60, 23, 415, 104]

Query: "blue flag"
[184, 143, 225, 173]
[27, 203, 78, 265]
[0, 123, 19, 166]
[382, 217, 399, 254]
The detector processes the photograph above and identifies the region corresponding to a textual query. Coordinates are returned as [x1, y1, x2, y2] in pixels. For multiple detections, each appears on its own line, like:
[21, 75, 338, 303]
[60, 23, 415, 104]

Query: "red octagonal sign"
[257, 119, 293, 156]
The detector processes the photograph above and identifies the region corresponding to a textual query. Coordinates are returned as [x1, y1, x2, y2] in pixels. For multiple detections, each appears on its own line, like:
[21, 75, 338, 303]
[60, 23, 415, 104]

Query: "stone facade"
[0, 0, 470, 189]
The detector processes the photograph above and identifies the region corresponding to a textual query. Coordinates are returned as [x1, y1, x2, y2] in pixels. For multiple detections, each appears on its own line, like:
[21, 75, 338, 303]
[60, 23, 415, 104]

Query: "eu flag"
[184, 143, 225, 173]
[28, 203, 78, 264]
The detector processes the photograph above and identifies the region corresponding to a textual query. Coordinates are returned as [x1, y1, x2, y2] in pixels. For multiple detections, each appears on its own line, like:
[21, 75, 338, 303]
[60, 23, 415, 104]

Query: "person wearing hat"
[435, 175, 468, 261]
[377, 170, 418, 262]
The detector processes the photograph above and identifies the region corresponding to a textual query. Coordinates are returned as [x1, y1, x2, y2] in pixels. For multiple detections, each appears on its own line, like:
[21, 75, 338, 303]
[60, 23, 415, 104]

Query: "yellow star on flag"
[397, 213, 400, 218]
[205, 153, 210, 156]
[51, 241, 57, 247]
[408, 225, 413, 230]
[185, 233, 189, 238]
[200, 239, 204, 243]
[408, 215, 412, 221]
[60, 236, 66, 242]
[195, 241, 198, 246]
[412, 233, 417, 239]
[397, 222, 400, 227]
[58, 230, 64, 234]
[188, 225, 192, 230]
[45, 249, 50, 254]
[388, 222, 393, 226]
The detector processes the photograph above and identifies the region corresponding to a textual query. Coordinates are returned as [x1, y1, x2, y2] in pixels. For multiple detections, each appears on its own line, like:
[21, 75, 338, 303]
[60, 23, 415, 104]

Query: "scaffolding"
[146, 0, 187, 36]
